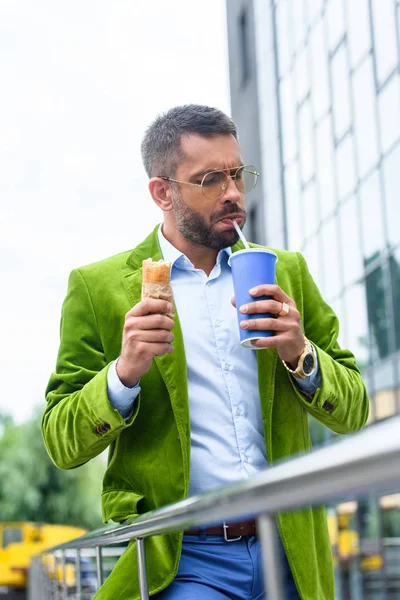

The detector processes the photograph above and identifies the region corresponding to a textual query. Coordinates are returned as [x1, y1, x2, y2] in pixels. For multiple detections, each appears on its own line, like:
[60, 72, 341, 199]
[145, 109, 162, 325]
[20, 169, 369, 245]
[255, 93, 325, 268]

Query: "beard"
[171, 188, 247, 250]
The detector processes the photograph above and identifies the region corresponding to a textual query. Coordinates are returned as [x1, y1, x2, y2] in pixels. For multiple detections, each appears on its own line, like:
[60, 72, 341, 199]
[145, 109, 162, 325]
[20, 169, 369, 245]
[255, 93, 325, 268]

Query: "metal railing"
[33, 415, 400, 600]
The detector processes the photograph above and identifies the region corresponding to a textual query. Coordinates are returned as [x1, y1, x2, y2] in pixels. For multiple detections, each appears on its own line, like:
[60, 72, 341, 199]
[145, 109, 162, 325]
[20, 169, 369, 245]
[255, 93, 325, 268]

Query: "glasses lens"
[235, 165, 258, 194]
[201, 170, 228, 200]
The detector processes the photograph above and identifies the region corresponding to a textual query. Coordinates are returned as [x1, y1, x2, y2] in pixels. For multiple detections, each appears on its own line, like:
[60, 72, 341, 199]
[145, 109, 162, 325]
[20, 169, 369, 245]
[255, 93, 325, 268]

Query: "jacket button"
[102, 422, 111, 431]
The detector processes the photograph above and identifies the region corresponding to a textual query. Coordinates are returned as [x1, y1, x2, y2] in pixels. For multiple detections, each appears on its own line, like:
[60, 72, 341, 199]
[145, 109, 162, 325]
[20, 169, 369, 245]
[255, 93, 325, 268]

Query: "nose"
[219, 174, 242, 204]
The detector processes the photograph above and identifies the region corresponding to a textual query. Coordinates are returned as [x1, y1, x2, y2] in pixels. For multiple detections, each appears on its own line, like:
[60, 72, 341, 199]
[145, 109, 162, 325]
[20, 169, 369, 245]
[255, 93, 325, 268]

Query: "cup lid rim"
[228, 248, 278, 264]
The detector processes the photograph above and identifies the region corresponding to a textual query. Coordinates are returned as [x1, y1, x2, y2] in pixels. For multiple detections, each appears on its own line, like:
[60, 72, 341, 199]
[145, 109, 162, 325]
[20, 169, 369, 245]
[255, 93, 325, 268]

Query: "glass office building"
[227, 1, 400, 597]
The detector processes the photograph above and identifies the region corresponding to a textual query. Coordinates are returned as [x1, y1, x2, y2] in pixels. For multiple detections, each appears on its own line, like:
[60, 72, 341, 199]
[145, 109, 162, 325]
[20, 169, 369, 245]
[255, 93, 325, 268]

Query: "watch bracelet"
[281, 336, 316, 380]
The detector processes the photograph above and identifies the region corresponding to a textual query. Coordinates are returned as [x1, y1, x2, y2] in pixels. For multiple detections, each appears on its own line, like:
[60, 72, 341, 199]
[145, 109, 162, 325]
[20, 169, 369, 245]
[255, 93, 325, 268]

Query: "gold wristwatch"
[282, 337, 317, 380]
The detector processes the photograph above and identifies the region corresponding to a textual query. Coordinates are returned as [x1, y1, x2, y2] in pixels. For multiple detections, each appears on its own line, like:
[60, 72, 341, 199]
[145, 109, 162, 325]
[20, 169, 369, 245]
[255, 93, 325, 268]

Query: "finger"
[249, 284, 293, 305]
[150, 343, 174, 356]
[249, 336, 280, 349]
[129, 329, 175, 344]
[239, 299, 283, 315]
[126, 313, 175, 331]
[145, 342, 174, 357]
[128, 298, 173, 318]
[240, 317, 287, 331]
[231, 296, 237, 308]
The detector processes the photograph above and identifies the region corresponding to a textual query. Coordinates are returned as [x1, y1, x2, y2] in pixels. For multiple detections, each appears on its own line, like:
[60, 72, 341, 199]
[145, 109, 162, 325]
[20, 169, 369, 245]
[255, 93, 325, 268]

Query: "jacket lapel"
[121, 226, 190, 444]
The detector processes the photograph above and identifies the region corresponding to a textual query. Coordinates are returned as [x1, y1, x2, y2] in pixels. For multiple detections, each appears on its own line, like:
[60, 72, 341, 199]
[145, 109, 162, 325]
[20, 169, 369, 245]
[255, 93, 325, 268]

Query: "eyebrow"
[191, 163, 245, 179]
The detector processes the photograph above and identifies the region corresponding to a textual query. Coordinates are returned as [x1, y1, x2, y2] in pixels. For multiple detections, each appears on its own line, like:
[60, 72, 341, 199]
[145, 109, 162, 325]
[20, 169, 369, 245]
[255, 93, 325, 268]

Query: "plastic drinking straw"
[232, 219, 250, 249]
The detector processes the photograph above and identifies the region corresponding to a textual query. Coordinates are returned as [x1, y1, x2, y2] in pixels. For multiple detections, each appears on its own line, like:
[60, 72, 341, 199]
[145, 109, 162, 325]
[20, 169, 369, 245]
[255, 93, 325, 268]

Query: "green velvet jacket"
[43, 225, 369, 600]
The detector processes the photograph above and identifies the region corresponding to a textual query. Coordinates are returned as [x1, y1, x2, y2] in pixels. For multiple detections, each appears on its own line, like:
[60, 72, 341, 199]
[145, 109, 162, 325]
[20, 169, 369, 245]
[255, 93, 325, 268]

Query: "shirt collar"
[157, 224, 232, 270]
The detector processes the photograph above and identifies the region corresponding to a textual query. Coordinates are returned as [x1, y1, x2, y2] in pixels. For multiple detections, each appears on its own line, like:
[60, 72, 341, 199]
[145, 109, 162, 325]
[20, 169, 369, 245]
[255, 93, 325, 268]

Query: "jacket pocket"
[101, 488, 145, 524]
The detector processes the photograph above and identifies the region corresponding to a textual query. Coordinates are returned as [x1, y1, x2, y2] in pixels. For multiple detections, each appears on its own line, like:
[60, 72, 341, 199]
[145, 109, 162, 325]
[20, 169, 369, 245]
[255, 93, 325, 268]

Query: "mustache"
[212, 206, 246, 223]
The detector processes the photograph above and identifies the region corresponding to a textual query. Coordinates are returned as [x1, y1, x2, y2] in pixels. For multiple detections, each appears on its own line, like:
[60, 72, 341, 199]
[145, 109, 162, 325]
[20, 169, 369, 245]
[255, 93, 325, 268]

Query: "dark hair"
[141, 104, 238, 178]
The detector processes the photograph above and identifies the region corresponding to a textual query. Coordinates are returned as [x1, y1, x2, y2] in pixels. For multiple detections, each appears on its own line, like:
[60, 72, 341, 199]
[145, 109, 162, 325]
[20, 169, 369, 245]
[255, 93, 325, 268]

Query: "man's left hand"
[231, 284, 304, 368]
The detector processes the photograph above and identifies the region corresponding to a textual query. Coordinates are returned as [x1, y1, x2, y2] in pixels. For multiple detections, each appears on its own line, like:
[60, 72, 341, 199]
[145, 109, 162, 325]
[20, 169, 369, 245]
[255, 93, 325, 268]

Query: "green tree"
[0, 408, 104, 530]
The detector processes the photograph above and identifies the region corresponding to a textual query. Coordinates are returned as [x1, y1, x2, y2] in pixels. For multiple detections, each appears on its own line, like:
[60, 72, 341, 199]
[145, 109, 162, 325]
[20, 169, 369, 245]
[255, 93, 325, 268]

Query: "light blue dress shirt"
[107, 226, 320, 496]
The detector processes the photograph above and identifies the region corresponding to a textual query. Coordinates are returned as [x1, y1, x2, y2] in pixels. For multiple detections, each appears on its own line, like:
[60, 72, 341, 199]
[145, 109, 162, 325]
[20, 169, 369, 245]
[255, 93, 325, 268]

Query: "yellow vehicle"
[327, 498, 400, 571]
[0, 522, 86, 597]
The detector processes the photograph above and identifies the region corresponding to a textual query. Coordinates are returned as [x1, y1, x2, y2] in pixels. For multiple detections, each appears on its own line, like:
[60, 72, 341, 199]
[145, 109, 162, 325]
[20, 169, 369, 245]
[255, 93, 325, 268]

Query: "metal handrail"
[37, 415, 400, 599]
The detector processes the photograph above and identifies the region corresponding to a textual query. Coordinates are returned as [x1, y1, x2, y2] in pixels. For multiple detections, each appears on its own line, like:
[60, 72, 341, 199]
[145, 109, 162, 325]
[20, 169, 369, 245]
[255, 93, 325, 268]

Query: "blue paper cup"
[228, 248, 278, 349]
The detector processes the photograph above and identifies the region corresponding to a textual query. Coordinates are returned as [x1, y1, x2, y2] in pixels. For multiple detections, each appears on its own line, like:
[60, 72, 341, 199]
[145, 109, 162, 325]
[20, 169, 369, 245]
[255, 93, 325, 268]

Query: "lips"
[218, 216, 244, 225]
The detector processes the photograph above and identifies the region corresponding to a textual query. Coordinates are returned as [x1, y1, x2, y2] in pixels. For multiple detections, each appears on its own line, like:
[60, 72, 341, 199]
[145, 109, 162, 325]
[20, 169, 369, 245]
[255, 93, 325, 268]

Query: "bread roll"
[141, 258, 175, 318]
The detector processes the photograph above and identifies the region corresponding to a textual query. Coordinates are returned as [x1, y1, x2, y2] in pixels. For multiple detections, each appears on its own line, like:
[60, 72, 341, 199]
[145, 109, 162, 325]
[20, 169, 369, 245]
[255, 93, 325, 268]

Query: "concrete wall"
[226, 0, 265, 245]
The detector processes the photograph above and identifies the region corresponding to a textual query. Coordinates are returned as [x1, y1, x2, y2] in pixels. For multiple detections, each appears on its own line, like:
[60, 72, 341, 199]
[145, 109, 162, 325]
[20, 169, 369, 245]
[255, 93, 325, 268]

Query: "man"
[43, 105, 369, 599]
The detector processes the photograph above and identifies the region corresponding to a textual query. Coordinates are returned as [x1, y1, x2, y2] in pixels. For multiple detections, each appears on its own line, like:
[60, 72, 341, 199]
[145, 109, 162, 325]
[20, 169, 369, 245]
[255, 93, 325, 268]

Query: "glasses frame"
[157, 164, 259, 201]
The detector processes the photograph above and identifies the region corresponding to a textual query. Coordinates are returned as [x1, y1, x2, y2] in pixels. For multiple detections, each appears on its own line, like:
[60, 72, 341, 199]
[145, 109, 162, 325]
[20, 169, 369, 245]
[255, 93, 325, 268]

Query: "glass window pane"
[2, 528, 22, 549]
[276, 0, 292, 75]
[329, 296, 346, 349]
[381, 494, 400, 537]
[378, 74, 400, 154]
[346, 0, 372, 67]
[326, 0, 345, 51]
[331, 43, 352, 140]
[310, 20, 330, 120]
[290, 0, 306, 52]
[344, 282, 370, 367]
[303, 181, 319, 239]
[306, 0, 323, 25]
[303, 234, 324, 295]
[284, 162, 303, 251]
[382, 143, 400, 248]
[391, 247, 400, 352]
[321, 217, 341, 300]
[352, 58, 379, 177]
[298, 99, 314, 184]
[336, 134, 357, 200]
[366, 264, 390, 360]
[295, 49, 310, 102]
[371, 0, 398, 85]
[375, 389, 397, 420]
[360, 169, 385, 262]
[315, 116, 336, 220]
[280, 76, 297, 163]
[339, 195, 363, 286]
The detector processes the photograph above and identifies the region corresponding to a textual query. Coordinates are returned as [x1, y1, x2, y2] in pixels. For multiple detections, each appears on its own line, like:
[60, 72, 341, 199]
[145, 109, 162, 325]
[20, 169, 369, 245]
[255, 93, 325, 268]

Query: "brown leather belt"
[184, 519, 256, 541]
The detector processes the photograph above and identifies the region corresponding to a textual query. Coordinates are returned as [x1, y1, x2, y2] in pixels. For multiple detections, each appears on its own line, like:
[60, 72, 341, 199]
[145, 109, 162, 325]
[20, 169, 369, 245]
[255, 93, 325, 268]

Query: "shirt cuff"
[107, 359, 141, 419]
[292, 354, 321, 395]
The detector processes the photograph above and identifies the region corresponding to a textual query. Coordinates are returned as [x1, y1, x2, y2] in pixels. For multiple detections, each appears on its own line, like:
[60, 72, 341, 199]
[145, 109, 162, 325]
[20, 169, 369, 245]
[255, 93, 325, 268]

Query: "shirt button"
[215, 320, 221, 327]
[243, 454, 249, 463]
[224, 363, 232, 371]
[206, 282, 211, 287]
[236, 408, 241, 416]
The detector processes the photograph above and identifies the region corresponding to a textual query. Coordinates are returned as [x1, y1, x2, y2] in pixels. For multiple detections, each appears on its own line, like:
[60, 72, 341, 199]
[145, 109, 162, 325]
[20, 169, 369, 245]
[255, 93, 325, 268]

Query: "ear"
[149, 177, 174, 212]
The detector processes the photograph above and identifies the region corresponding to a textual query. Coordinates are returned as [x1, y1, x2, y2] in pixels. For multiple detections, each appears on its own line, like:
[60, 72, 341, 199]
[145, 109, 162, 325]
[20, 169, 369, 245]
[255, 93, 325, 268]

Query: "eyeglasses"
[158, 164, 259, 201]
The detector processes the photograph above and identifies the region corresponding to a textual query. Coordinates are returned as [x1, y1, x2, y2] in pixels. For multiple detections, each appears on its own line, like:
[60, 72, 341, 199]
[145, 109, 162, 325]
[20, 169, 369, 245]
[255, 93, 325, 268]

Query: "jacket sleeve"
[42, 268, 140, 470]
[288, 252, 370, 435]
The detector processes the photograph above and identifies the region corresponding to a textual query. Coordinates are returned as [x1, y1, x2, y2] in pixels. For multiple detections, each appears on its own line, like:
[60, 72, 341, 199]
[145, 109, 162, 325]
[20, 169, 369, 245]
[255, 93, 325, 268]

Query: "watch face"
[303, 353, 315, 376]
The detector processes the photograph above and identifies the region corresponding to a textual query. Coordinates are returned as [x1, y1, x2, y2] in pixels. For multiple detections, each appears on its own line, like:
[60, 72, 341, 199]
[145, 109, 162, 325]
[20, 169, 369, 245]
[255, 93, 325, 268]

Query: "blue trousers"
[154, 534, 300, 599]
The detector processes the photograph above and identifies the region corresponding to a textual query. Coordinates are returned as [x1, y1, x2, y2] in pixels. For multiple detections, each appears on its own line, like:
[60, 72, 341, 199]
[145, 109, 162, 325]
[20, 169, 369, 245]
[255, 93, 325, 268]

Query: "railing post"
[257, 513, 284, 600]
[75, 548, 82, 600]
[54, 552, 62, 600]
[61, 550, 68, 600]
[43, 555, 54, 600]
[136, 537, 150, 600]
[96, 545, 104, 588]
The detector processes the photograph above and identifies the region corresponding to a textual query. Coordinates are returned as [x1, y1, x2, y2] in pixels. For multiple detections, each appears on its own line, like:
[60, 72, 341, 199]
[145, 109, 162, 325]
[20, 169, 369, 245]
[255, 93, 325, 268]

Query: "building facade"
[227, 0, 400, 597]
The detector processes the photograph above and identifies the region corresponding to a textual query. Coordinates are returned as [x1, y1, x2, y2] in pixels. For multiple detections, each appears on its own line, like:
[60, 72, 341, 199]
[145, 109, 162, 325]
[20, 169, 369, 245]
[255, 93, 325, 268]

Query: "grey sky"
[0, 1, 230, 422]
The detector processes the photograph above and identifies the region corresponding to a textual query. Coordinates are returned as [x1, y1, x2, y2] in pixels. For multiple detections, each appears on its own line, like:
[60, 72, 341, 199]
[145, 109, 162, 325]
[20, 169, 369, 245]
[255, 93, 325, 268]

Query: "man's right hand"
[116, 299, 175, 387]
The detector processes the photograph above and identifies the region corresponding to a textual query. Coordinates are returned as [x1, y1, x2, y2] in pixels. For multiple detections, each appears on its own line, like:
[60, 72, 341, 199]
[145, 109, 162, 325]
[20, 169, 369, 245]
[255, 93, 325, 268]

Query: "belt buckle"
[223, 522, 242, 542]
